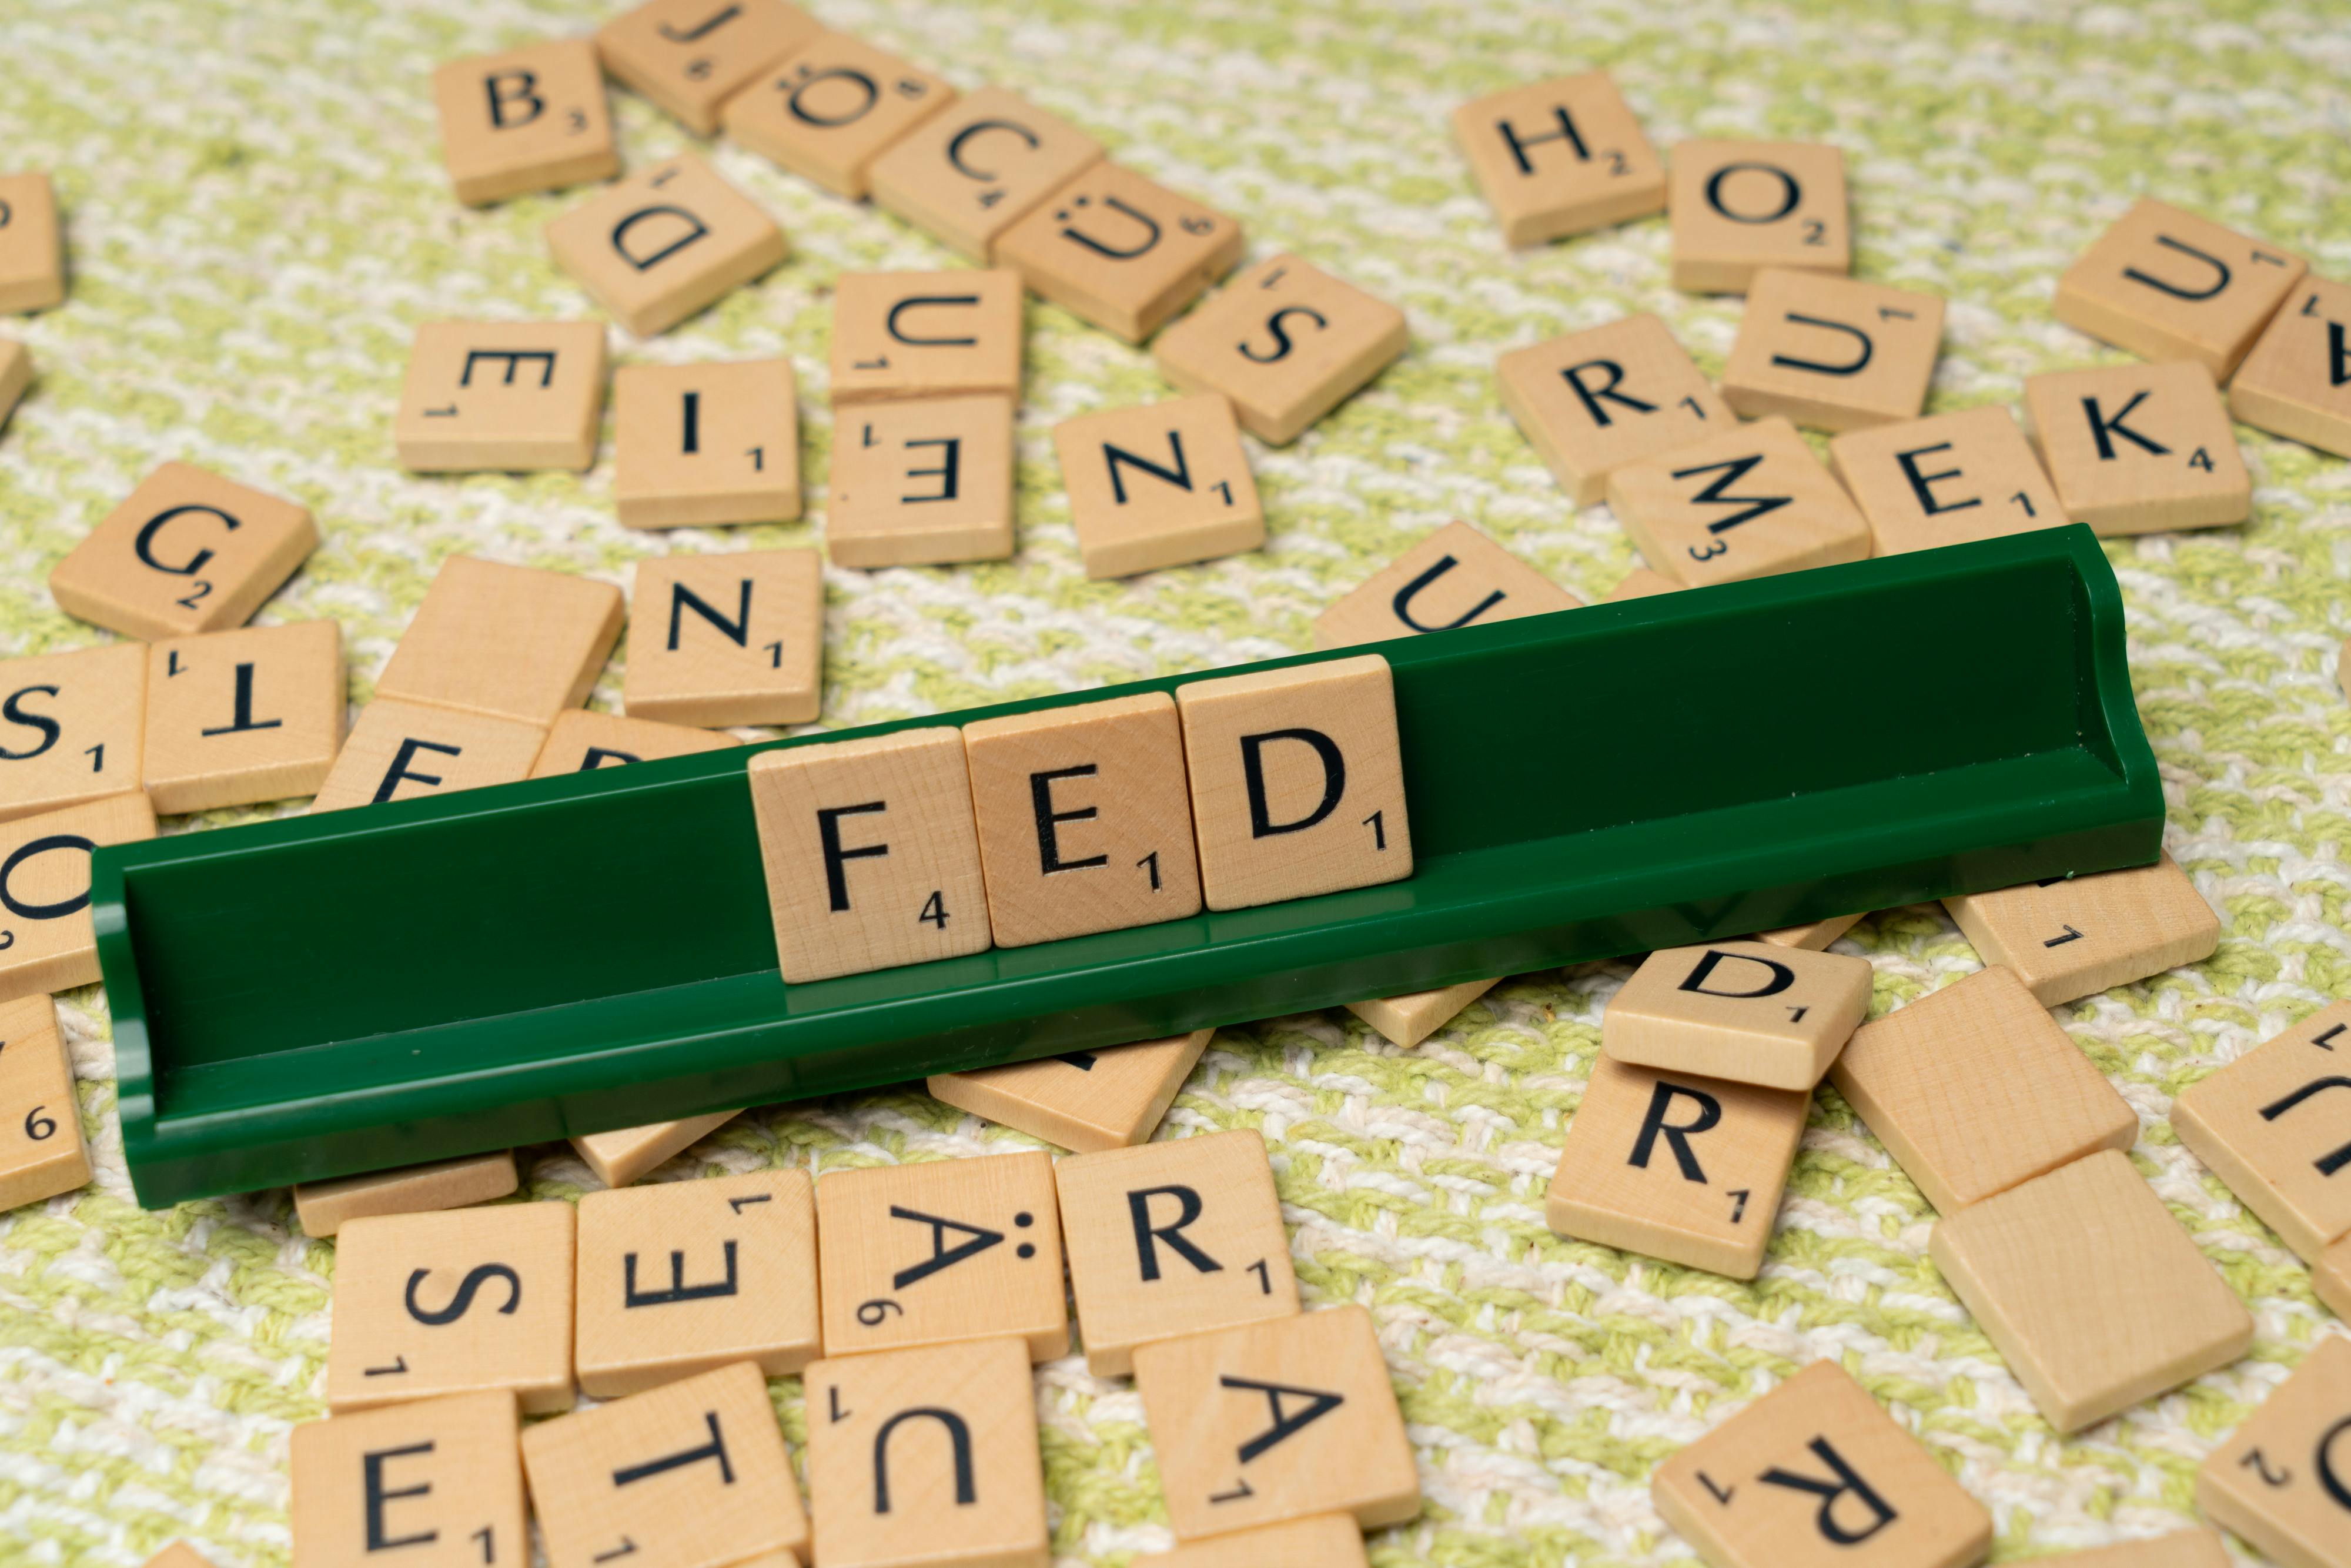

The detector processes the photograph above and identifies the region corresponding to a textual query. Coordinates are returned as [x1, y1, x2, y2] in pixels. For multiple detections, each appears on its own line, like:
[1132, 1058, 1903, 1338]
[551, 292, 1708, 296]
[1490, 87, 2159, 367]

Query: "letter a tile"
[1054, 393, 1265, 579]
[1604, 416, 1871, 589]
[2021, 362, 2250, 535]
[624, 547, 823, 727]
[2195, 1335, 2351, 1568]
[309, 702, 547, 814]
[1313, 520, 1580, 650]
[869, 86, 1105, 262]
[1828, 405, 2069, 556]
[0, 994, 91, 1211]
[1153, 252, 1408, 446]
[2056, 199, 2305, 379]
[0, 792, 156, 1002]
[143, 621, 345, 814]
[1452, 72, 1666, 246]
[1497, 314, 1733, 507]
[289, 1389, 526, 1568]
[594, 0, 821, 137]
[827, 394, 1018, 568]
[51, 462, 319, 641]
[1604, 940, 1872, 1091]
[830, 269, 1024, 405]
[1721, 269, 1945, 433]
[927, 1027, 1213, 1152]
[2173, 998, 2351, 1262]
[0, 641, 146, 825]
[433, 39, 617, 207]
[395, 320, 608, 473]
[613, 359, 801, 529]
[2230, 275, 2351, 460]
[723, 32, 957, 200]
[1670, 142, 1850, 295]
[1941, 853, 2220, 1006]
[546, 153, 788, 339]
[993, 162, 1245, 343]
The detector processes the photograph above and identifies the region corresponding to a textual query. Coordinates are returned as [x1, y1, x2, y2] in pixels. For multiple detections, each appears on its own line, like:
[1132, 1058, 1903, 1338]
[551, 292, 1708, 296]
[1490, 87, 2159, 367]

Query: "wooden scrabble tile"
[1605, 415, 1872, 589]
[2317, 1233, 2351, 1320]
[993, 162, 1244, 343]
[0, 339, 31, 430]
[0, 174, 63, 312]
[927, 1027, 1212, 1152]
[2031, 1532, 2230, 1568]
[746, 727, 992, 982]
[1055, 393, 1265, 579]
[395, 320, 607, 473]
[1828, 404, 2069, 556]
[1751, 913, 1862, 950]
[293, 1151, 518, 1239]
[1942, 854, 2220, 1007]
[594, 0, 820, 136]
[1651, 1360, 1991, 1568]
[51, 462, 318, 641]
[613, 359, 800, 529]
[1313, 521, 1580, 650]
[1603, 940, 1872, 1092]
[814, 1149, 1067, 1360]
[433, 38, 617, 206]
[289, 1389, 526, 1568]
[1828, 965, 2135, 1215]
[827, 393, 1018, 568]
[804, 1336, 1048, 1568]
[830, 269, 1023, 405]
[869, 86, 1105, 261]
[2055, 199, 2306, 379]
[1134, 1303, 1419, 1539]
[1604, 567, 1683, 602]
[2197, 1335, 2351, 1568]
[141, 1544, 218, 1568]
[521, 1360, 808, 1568]
[1345, 977, 1500, 1049]
[623, 547, 822, 727]
[1721, 270, 1945, 432]
[0, 641, 145, 825]
[529, 708, 737, 778]
[309, 702, 547, 814]
[142, 621, 343, 814]
[547, 153, 788, 339]
[1056, 1128, 1297, 1376]
[1153, 253, 1407, 446]
[1498, 315, 1736, 507]
[2173, 999, 2351, 1262]
[326, 1201, 576, 1415]
[2021, 361, 2250, 534]
[1145, 1516, 1371, 1568]
[1927, 1148, 2252, 1432]
[963, 693, 1202, 947]
[1544, 1054, 1808, 1279]
[0, 793, 155, 1001]
[1176, 653, 1410, 912]
[377, 555, 624, 727]
[721, 32, 957, 199]
[1452, 72, 1666, 247]
[2230, 275, 2351, 459]
[571, 1110, 740, 1188]
[576, 1169, 821, 1397]
[1670, 142, 1850, 295]
[0, 994, 89, 1211]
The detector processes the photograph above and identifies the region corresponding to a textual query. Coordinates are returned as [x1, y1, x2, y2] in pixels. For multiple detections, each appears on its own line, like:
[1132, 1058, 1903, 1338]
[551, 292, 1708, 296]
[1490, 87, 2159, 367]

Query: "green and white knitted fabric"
[0, 0, 2345, 1562]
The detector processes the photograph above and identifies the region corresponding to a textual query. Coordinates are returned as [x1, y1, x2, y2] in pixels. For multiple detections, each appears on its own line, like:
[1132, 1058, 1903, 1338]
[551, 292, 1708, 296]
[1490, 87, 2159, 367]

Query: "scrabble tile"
[1942, 854, 2220, 1007]
[0, 994, 89, 1211]
[521, 1360, 809, 1568]
[529, 708, 737, 778]
[746, 727, 992, 982]
[1176, 653, 1410, 912]
[51, 462, 318, 641]
[0, 793, 155, 1001]
[1604, 567, 1684, 602]
[2196, 1335, 2351, 1568]
[2173, 998, 2351, 1262]
[1829, 966, 2135, 1215]
[1497, 315, 1736, 507]
[1606, 415, 1872, 589]
[623, 547, 822, 727]
[326, 1201, 576, 1415]
[1927, 1149, 2252, 1432]
[613, 359, 800, 529]
[2030, 1533, 2230, 1568]
[1828, 404, 2069, 556]
[724, 32, 956, 199]
[814, 1149, 1067, 1360]
[869, 86, 1105, 262]
[2317, 1233, 2351, 1320]
[2055, 199, 2305, 380]
[1312, 520, 1580, 650]
[827, 393, 1018, 568]
[576, 1169, 821, 1397]
[1651, 1359, 1991, 1568]
[1544, 1054, 1808, 1278]
[1056, 1128, 1298, 1376]
[2021, 361, 2250, 535]
[927, 1027, 1212, 1153]
[377, 555, 624, 727]
[1345, 977, 1500, 1049]
[309, 703, 547, 814]
[547, 153, 788, 339]
[1750, 913, 1862, 950]
[1721, 270, 1945, 432]
[292, 1151, 519, 1239]
[830, 269, 1023, 405]
[1144, 1516, 1371, 1568]
[2230, 276, 2351, 459]
[433, 38, 618, 206]
[1452, 72, 1666, 246]
[804, 1336, 1048, 1568]
[963, 693, 1202, 947]
[0, 641, 145, 825]
[993, 162, 1245, 343]
[1670, 142, 1851, 295]
[1134, 1304, 1419, 1540]
[0, 174, 63, 312]
[1054, 393, 1265, 579]
[1153, 253, 1407, 446]
[395, 320, 607, 473]
[1603, 940, 1873, 1092]
[141, 1545, 217, 1568]
[594, 0, 820, 137]
[0, 339, 31, 430]
[289, 1389, 526, 1568]
[571, 1110, 740, 1188]
[142, 621, 343, 814]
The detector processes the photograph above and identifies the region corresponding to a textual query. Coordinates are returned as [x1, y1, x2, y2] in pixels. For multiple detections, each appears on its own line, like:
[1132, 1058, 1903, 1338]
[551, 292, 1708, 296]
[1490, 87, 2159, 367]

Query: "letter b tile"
[432, 38, 617, 207]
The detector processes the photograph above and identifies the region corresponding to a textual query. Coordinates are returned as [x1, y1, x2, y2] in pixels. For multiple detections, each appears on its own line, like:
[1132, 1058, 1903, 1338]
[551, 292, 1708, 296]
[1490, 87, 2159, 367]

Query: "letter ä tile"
[2021, 362, 2249, 535]
[289, 1389, 526, 1568]
[1603, 940, 1872, 1091]
[869, 86, 1105, 262]
[623, 547, 823, 727]
[993, 161, 1245, 343]
[1941, 852, 2220, 1005]
[50, 462, 319, 642]
[1496, 313, 1733, 507]
[927, 1027, 1213, 1152]
[1828, 405, 2069, 557]
[594, 0, 821, 138]
[1669, 141, 1851, 296]
[1721, 269, 1945, 433]
[546, 153, 788, 339]
[1052, 393, 1265, 579]
[1155, 253, 1407, 447]
[1452, 71, 1667, 247]
[394, 320, 608, 473]
[614, 359, 801, 529]
[143, 621, 345, 814]
[828, 393, 1018, 569]
[2195, 1335, 2351, 1568]
[0, 994, 91, 1211]
[528, 709, 738, 778]
[2173, 997, 2351, 1262]
[2056, 198, 2306, 379]
[830, 269, 1024, 405]
[432, 38, 617, 207]
[0, 792, 156, 1002]
[723, 31, 958, 200]
[308, 701, 547, 815]
[375, 555, 624, 729]
[1313, 520, 1580, 651]
[0, 641, 146, 825]
[2230, 275, 2351, 460]
[1604, 415, 1871, 589]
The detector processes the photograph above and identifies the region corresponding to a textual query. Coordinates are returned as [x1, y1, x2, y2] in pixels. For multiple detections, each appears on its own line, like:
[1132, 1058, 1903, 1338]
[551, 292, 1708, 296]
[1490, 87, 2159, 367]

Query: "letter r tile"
[433, 38, 617, 206]
[1496, 314, 1733, 507]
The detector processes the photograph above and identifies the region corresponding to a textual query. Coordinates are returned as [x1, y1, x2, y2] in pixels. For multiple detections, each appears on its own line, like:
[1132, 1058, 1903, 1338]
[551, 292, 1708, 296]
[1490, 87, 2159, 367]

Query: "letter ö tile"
[723, 32, 958, 200]
[1312, 520, 1580, 650]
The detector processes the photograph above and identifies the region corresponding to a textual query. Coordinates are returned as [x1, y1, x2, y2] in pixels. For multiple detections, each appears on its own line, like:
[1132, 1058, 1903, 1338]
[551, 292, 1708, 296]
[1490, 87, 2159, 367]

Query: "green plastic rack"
[99, 525, 2161, 1207]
